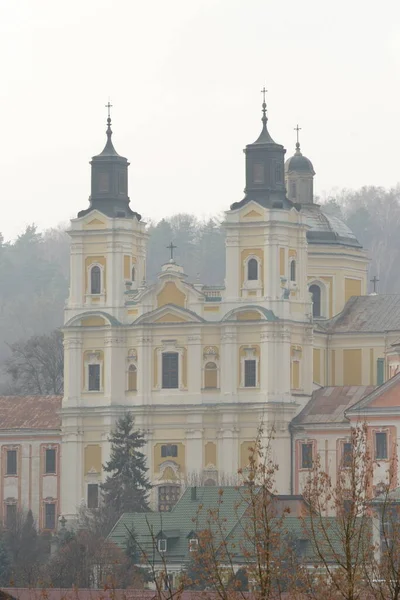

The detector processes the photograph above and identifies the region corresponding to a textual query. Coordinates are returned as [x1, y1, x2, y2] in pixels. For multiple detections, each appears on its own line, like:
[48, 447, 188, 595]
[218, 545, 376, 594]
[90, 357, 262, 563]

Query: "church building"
[59, 95, 400, 521]
[2, 95, 400, 531]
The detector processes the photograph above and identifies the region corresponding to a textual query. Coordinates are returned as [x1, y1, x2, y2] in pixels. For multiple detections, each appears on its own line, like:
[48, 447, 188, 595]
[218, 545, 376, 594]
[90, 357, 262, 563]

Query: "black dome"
[285, 144, 315, 175]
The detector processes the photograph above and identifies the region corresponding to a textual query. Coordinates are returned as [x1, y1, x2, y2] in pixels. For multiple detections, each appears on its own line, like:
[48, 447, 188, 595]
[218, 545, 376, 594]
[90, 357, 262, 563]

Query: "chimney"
[191, 486, 197, 501]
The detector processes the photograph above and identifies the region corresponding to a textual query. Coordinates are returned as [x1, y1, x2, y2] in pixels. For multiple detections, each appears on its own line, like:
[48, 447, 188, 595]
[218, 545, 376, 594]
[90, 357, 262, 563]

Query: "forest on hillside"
[0, 184, 399, 390]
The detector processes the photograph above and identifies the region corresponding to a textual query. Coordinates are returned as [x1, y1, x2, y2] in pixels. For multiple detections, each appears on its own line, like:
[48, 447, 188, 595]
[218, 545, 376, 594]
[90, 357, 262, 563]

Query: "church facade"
[60, 97, 399, 520]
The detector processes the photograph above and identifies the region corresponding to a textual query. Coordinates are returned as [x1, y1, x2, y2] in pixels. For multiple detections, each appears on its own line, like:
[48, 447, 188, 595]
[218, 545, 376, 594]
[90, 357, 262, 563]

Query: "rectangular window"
[162, 352, 179, 389]
[87, 484, 99, 509]
[6, 450, 17, 475]
[301, 443, 313, 469]
[158, 538, 167, 553]
[244, 359, 256, 387]
[88, 364, 100, 391]
[161, 444, 178, 458]
[189, 538, 198, 552]
[45, 503, 56, 529]
[375, 432, 388, 459]
[6, 504, 16, 529]
[45, 448, 56, 474]
[342, 442, 352, 468]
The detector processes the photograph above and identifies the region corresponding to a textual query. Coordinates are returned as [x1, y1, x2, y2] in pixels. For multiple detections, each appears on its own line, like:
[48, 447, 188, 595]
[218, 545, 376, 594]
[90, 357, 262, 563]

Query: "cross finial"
[261, 86, 268, 104]
[167, 242, 177, 261]
[294, 124, 302, 146]
[105, 100, 113, 121]
[370, 275, 379, 293]
[260, 86, 268, 127]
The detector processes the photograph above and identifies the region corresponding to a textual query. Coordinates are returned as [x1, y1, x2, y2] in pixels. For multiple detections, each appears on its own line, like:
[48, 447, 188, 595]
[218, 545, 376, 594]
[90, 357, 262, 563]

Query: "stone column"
[63, 336, 83, 408]
[220, 327, 237, 398]
[187, 333, 202, 394]
[68, 242, 84, 311]
[225, 233, 240, 300]
[136, 332, 152, 404]
[185, 426, 204, 480]
[60, 426, 84, 521]
[218, 425, 239, 479]
[259, 328, 272, 399]
[276, 326, 291, 400]
[104, 333, 125, 406]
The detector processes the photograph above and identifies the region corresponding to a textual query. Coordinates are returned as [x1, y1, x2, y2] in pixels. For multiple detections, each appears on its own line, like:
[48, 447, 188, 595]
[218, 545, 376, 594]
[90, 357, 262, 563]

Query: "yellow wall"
[84, 445, 102, 474]
[313, 348, 321, 384]
[343, 349, 362, 385]
[240, 248, 264, 290]
[240, 441, 255, 468]
[157, 282, 186, 308]
[155, 313, 187, 323]
[331, 350, 336, 385]
[291, 361, 300, 389]
[153, 442, 185, 472]
[279, 248, 285, 277]
[81, 316, 106, 327]
[344, 278, 362, 304]
[237, 311, 261, 321]
[84, 256, 106, 292]
[124, 255, 131, 279]
[205, 442, 217, 466]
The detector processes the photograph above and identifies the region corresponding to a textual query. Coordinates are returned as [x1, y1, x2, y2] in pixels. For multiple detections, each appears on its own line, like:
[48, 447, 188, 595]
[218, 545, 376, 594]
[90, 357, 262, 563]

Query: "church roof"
[301, 204, 361, 247]
[292, 385, 375, 426]
[0, 396, 61, 430]
[346, 371, 400, 415]
[323, 295, 400, 334]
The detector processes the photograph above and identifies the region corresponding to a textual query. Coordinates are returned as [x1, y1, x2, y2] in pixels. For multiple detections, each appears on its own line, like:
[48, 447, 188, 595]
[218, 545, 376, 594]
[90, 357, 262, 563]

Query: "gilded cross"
[167, 242, 177, 261]
[370, 275, 379, 293]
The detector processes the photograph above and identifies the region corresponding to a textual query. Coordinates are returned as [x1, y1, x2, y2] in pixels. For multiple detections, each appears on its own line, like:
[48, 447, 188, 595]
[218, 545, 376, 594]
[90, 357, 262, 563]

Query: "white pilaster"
[63, 336, 83, 408]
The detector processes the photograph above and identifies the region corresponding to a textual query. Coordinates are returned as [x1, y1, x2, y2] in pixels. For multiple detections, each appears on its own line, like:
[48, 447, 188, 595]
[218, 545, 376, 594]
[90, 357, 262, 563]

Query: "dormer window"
[247, 258, 258, 281]
[158, 539, 167, 553]
[189, 538, 198, 552]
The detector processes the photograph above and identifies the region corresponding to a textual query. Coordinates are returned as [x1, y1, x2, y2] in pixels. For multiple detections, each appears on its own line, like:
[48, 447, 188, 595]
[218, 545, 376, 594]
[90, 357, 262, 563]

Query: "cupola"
[78, 105, 141, 220]
[285, 126, 315, 204]
[231, 90, 292, 211]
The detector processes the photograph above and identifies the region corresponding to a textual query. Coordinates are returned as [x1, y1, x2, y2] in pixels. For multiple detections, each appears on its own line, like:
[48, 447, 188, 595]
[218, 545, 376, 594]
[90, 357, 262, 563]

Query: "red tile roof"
[0, 396, 62, 430]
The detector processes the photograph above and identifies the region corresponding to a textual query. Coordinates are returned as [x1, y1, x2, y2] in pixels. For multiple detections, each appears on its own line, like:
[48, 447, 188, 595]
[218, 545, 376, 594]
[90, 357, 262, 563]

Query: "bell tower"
[65, 105, 147, 324]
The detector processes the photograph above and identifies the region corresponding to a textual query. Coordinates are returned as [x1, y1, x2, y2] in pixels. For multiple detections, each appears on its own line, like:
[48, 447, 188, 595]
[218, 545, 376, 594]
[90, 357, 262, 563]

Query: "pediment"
[82, 211, 108, 229]
[133, 304, 204, 325]
[243, 209, 263, 219]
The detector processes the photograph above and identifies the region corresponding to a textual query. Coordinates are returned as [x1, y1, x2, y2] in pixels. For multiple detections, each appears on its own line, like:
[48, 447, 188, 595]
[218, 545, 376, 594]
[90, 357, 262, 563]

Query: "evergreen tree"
[101, 412, 152, 515]
[0, 537, 10, 585]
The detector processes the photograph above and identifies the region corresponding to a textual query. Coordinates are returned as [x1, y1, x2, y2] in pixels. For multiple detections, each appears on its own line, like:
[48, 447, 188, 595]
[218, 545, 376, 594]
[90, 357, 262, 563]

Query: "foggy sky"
[1, 0, 400, 240]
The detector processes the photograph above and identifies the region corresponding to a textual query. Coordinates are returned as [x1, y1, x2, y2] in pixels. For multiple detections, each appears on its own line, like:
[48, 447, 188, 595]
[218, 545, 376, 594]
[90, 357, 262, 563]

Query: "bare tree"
[5, 329, 64, 395]
[301, 423, 374, 600]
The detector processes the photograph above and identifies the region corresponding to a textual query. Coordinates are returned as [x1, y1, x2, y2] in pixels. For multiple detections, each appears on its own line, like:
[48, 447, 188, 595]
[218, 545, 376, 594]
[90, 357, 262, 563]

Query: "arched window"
[309, 284, 321, 318]
[290, 260, 296, 282]
[204, 362, 218, 389]
[247, 258, 258, 281]
[128, 364, 137, 391]
[131, 266, 135, 282]
[90, 265, 101, 295]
